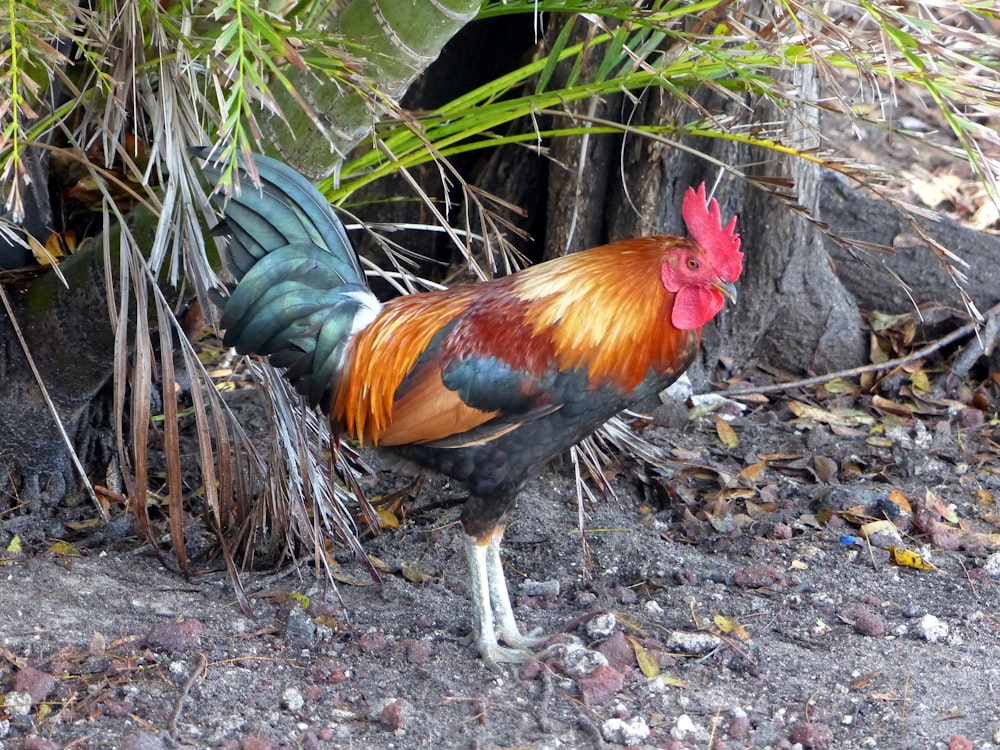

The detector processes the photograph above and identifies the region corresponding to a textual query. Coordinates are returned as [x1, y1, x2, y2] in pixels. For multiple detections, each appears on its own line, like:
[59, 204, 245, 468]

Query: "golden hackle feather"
[514, 237, 696, 390]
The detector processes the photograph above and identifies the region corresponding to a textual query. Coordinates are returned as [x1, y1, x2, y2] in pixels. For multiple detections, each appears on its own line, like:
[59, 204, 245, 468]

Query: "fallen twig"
[724, 300, 1000, 398]
[168, 652, 208, 740]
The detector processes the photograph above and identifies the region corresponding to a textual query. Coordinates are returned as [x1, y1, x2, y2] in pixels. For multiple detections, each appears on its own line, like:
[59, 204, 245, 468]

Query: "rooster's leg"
[485, 529, 548, 650]
[463, 530, 544, 669]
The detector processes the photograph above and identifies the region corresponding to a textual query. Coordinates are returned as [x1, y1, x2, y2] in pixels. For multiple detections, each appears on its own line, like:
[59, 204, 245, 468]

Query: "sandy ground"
[2, 388, 1000, 750]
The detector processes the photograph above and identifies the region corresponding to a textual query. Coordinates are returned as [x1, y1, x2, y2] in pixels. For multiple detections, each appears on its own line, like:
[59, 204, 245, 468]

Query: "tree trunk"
[599, 38, 867, 386]
[0, 239, 118, 514]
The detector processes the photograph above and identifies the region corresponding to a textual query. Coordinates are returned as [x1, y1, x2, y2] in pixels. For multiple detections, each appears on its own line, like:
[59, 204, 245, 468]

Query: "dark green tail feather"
[196, 149, 381, 409]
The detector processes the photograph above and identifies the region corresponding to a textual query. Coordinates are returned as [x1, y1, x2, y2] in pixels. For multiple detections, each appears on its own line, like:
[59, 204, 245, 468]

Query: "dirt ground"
[2, 369, 1000, 750]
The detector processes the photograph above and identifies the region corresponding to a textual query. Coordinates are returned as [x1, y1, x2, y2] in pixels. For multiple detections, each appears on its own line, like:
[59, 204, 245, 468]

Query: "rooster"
[197, 150, 742, 668]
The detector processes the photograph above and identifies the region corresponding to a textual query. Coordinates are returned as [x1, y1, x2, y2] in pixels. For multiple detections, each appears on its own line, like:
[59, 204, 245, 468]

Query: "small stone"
[144, 618, 204, 653]
[578, 665, 625, 705]
[671, 713, 706, 741]
[789, 721, 834, 748]
[586, 612, 618, 639]
[519, 660, 543, 681]
[732, 564, 784, 589]
[379, 698, 410, 731]
[404, 638, 431, 665]
[121, 731, 167, 750]
[285, 605, 316, 648]
[984, 552, 1000, 578]
[948, 735, 974, 750]
[21, 737, 59, 750]
[916, 614, 949, 643]
[519, 578, 560, 597]
[601, 715, 650, 746]
[562, 645, 609, 679]
[281, 686, 305, 711]
[358, 632, 390, 654]
[728, 714, 752, 739]
[240, 730, 273, 750]
[597, 629, 636, 672]
[14, 667, 56, 705]
[854, 612, 886, 638]
[613, 585, 638, 605]
[665, 630, 723, 655]
[5, 690, 33, 715]
[926, 520, 960, 551]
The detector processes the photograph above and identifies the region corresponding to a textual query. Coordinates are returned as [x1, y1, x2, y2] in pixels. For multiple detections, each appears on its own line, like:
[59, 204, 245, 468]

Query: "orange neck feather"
[513, 236, 698, 390]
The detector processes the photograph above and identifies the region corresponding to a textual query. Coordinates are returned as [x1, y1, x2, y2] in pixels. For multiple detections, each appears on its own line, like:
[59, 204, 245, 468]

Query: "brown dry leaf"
[788, 401, 874, 427]
[926, 488, 959, 524]
[367, 554, 395, 573]
[813, 455, 838, 483]
[888, 488, 913, 515]
[861, 519, 903, 545]
[871, 691, 904, 702]
[658, 674, 689, 688]
[740, 460, 768, 482]
[401, 565, 436, 584]
[910, 169, 962, 209]
[871, 395, 913, 419]
[714, 416, 738, 450]
[714, 614, 750, 641]
[850, 670, 881, 690]
[332, 570, 377, 587]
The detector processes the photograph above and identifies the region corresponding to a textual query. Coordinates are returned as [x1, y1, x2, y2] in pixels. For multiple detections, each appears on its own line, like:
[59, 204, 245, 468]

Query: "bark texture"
[0, 242, 118, 513]
[819, 172, 1000, 316]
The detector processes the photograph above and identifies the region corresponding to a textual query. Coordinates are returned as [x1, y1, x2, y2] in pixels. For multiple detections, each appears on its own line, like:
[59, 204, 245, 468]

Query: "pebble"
[597, 629, 636, 672]
[670, 714, 709, 742]
[586, 612, 618, 639]
[403, 638, 432, 665]
[121, 732, 166, 750]
[790, 721, 834, 748]
[916, 614, 949, 643]
[14, 666, 55, 705]
[3, 691, 32, 716]
[143, 618, 204, 653]
[732, 564, 784, 589]
[285, 605, 316, 648]
[601, 715, 650, 746]
[728, 713, 752, 739]
[577, 665, 625, 705]
[948, 735, 973, 750]
[240, 730, 273, 750]
[984, 552, 1000, 578]
[519, 578, 560, 597]
[562, 645, 609, 679]
[853, 611, 886, 638]
[378, 698, 410, 731]
[665, 630, 723, 655]
[281, 686, 305, 711]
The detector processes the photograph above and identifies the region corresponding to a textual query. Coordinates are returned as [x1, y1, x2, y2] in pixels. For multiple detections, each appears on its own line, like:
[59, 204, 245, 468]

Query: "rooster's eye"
[686, 258, 700, 270]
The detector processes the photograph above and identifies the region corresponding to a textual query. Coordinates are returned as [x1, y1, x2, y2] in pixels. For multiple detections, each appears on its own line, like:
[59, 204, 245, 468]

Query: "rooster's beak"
[714, 279, 738, 305]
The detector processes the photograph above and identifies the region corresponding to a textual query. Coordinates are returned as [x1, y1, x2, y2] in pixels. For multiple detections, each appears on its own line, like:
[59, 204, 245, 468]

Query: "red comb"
[682, 183, 743, 282]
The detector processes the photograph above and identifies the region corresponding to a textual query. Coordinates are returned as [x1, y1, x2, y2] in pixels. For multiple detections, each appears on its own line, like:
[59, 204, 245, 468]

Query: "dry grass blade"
[157, 304, 188, 575]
